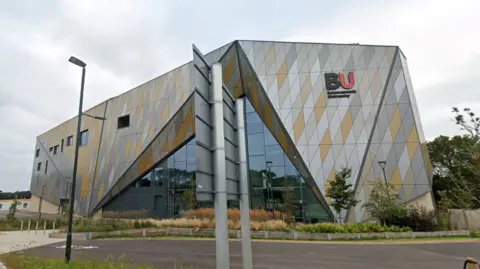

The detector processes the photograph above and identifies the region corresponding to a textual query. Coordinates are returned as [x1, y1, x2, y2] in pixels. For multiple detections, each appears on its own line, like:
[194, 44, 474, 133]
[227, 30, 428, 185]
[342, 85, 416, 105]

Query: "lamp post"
[65, 56, 86, 263]
[378, 161, 391, 201]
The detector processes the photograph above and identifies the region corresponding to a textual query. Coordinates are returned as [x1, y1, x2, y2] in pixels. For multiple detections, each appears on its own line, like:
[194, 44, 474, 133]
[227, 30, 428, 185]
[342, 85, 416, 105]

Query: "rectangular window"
[35, 149, 40, 158]
[45, 160, 48, 174]
[80, 130, 88, 146]
[53, 145, 59, 155]
[23, 203, 27, 208]
[37, 162, 42, 171]
[0, 204, 2, 209]
[117, 115, 130, 129]
[61, 139, 64, 152]
[67, 135, 73, 146]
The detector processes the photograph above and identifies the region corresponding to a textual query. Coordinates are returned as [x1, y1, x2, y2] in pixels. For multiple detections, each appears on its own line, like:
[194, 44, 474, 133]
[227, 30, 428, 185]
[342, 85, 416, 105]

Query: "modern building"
[30, 40, 435, 223]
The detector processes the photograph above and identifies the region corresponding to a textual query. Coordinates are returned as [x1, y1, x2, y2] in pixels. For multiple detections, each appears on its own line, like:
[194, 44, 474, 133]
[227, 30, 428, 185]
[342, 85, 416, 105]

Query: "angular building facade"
[30, 40, 435, 223]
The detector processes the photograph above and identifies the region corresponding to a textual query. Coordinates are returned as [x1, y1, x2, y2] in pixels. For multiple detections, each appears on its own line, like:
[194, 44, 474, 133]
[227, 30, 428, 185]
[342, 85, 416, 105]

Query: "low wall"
[49, 228, 471, 241]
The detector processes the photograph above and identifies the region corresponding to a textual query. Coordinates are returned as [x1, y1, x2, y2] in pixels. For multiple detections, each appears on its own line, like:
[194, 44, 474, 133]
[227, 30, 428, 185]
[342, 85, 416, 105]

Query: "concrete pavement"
[22, 238, 480, 268]
[0, 230, 65, 255]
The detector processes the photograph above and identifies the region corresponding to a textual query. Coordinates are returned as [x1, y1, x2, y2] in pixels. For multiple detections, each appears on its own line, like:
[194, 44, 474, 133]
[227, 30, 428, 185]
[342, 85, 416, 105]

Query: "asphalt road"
[21, 239, 480, 269]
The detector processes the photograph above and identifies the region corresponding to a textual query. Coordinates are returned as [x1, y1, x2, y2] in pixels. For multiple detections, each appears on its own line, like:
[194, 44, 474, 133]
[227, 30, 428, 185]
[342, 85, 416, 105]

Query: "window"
[35, 149, 40, 158]
[37, 162, 42, 171]
[23, 203, 27, 208]
[67, 135, 73, 146]
[49, 147, 53, 152]
[53, 145, 59, 155]
[0, 204, 2, 209]
[80, 130, 88, 146]
[45, 160, 48, 174]
[117, 115, 130, 129]
[61, 139, 64, 152]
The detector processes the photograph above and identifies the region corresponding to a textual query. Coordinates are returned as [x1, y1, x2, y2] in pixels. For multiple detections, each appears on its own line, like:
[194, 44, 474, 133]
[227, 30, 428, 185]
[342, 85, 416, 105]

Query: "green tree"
[325, 167, 358, 224]
[7, 199, 21, 221]
[363, 180, 405, 225]
[281, 177, 296, 225]
[428, 107, 480, 208]
[182, 174, 198, 211]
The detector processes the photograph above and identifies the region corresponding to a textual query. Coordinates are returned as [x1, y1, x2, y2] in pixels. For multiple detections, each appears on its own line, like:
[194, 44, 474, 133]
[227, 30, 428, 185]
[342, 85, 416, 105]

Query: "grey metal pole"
[53, 221, 56, 231]
[211, 63, 230, 269]
[38, 184, 45, 220]
[43, 221, 47, 235]
[236, 97, 253, 269]
[35, 221, 39, 234]
[66, 63, 86, 263]
[20, 221, 23, 232]
[28, 220, 31, 233]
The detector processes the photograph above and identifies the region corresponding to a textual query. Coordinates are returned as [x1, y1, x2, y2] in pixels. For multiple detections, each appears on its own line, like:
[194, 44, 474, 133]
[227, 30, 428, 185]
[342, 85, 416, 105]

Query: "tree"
[363, 180, 405, 225]
[452, 107, 480, 137]
[7, 199, 21, 221]
[281, 177, 296, 225]
[182, 174, 198, 211]
[325, 167, 358, 224]
[428, 107, 480, 208]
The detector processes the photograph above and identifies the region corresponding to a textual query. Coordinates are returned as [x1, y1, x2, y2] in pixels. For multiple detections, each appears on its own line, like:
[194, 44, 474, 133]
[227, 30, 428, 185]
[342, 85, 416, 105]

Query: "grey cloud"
[0, 0, 478, 192]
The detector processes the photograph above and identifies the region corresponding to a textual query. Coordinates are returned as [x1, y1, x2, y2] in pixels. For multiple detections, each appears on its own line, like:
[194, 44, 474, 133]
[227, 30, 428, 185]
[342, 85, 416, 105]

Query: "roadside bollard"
[35, 221, 39, 234]
[20, 221, 24, 232]
[53, 221, 56, 231]
[28, 220, 31, 233]
[43, 221, 47, 235]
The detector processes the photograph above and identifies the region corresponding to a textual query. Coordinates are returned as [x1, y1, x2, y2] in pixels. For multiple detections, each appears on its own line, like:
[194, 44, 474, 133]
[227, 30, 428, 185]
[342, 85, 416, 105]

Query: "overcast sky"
[0, 0, 479, 192]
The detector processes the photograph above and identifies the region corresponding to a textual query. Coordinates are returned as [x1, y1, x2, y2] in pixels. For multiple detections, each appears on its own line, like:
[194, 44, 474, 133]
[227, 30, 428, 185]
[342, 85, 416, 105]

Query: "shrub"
[385, 206, 437, 232]
[296, 223, 411, 233]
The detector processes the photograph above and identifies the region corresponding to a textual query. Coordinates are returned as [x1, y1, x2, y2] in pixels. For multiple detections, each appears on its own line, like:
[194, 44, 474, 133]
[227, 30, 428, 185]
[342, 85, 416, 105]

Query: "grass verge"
[0, 254, 193, 269]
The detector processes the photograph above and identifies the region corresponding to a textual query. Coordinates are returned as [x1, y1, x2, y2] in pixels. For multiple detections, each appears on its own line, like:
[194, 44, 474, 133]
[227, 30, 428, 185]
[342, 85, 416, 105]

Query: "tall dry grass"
[185, 208, 284, 222]
[146, 217, 288, 231]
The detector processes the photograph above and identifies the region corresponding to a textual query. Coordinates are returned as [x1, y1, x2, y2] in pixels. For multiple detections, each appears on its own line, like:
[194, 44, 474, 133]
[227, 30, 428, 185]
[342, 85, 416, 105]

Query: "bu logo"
[325, 72, 356, 91]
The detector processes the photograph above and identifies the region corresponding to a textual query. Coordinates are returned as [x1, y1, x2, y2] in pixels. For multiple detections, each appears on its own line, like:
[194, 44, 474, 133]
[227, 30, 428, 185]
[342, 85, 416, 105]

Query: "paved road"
[22, 239, 480, 269]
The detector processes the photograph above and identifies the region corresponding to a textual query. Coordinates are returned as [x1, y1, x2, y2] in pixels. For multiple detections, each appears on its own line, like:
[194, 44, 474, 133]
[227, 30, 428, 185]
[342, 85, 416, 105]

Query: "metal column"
[211, 63, 230, 269]
[235, 98, 253, 269]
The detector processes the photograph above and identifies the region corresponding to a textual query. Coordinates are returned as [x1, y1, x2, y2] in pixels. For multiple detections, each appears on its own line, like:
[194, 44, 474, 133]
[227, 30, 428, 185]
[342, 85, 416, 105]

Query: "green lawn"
[0, 254, 193, 269]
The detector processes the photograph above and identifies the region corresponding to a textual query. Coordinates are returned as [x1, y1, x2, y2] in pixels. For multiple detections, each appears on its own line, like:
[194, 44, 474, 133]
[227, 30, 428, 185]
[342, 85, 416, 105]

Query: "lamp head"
[69, 56, 86, 68]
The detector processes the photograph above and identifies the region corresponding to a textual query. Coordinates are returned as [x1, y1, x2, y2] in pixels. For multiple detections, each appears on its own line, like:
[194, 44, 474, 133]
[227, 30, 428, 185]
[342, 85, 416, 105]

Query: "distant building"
[29, 40, 435, 223]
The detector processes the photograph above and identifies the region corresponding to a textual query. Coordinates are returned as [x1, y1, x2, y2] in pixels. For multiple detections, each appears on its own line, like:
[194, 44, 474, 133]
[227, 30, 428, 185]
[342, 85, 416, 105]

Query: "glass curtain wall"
[244, 98, 331, 223]
[104, 138, 197, 219]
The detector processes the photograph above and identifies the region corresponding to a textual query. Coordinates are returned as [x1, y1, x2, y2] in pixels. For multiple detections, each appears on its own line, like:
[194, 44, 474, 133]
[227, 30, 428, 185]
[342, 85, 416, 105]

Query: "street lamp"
[378, 161, 391, 201]
[65, 56, 86, 263]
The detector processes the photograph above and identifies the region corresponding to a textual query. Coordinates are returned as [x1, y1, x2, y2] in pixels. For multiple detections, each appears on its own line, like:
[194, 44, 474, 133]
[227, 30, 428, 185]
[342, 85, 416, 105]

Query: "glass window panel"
[153, 167, 165, 187]
[268, 166, 285, 180]
[174, 145, 187, 162]
[248, 154, 266, 172]
[245, 98, 255, 113]
[284, 158, 299, 177]
[246, 113, 263, 134]
[80, 130, 88, 146]
[138, 172, 152, 187]
[247, 133, 265, 155]
[186, 164, 196, 173]
[265, 145, 284, 167]
[264, 127, 278, 146]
